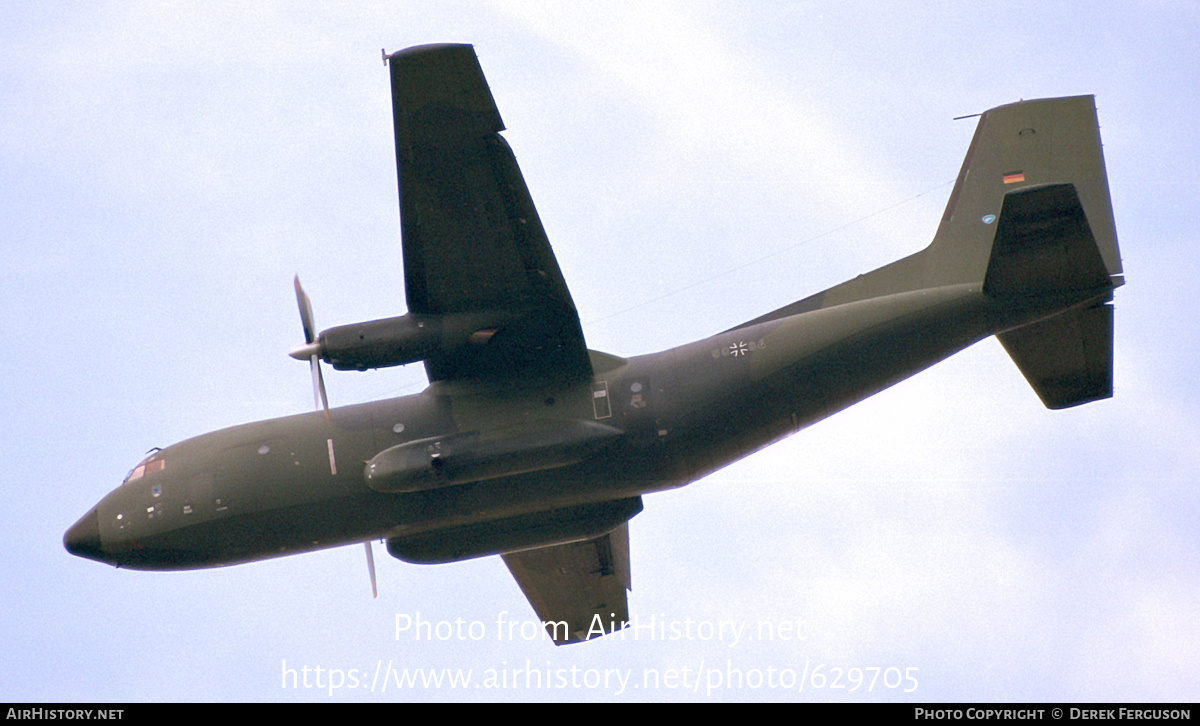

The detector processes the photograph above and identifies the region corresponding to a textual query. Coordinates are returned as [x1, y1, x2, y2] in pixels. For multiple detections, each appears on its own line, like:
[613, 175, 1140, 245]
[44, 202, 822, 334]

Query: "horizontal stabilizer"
[983, 184, 1113, 300]
[998, 301, 1114, 409]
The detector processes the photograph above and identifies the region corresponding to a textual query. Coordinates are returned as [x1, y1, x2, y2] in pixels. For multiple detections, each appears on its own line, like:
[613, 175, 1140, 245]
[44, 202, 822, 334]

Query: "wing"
[387, 44, 591, 384]
[501, 522, 632, 645]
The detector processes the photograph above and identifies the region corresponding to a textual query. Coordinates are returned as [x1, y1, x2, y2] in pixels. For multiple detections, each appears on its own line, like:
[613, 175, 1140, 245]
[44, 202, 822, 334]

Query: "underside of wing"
[387, 44, 591, 384]
[502, 522, 632, 645]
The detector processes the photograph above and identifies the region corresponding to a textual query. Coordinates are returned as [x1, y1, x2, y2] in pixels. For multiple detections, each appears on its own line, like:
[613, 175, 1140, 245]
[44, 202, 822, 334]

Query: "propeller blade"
[294, 275, 317, 345]
[364, 541, 378, 598]
[311, 354, 330, 421]
[293, 275, 330, 421]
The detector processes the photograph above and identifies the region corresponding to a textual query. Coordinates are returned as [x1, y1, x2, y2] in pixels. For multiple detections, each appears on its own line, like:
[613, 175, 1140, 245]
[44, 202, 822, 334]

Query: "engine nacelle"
[364, 419, 623, 493]
[311, 311, 511, 371]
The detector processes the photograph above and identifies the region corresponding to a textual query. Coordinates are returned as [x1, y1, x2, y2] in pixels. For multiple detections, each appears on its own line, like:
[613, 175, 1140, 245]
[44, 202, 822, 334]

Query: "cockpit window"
[125, 454, 165, 484]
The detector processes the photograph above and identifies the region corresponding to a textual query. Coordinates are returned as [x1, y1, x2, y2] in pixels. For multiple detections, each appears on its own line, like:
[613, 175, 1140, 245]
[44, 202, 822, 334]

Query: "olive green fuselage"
[68, 280, 1094, 571]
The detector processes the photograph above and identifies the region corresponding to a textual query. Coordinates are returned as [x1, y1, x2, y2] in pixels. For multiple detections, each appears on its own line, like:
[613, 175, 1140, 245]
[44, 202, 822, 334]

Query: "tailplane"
[735, 95, 1123, 408]
[996, 300, 1114, 409]
[983, 180, 1117, 409]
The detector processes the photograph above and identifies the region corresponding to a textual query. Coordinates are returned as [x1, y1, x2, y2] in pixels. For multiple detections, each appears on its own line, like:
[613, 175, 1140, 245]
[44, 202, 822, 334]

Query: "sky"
[3, 1, 1198, 703]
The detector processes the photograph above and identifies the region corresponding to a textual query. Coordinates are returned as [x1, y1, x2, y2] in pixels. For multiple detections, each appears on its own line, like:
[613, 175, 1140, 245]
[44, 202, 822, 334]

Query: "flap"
[502, 522, 632, 645]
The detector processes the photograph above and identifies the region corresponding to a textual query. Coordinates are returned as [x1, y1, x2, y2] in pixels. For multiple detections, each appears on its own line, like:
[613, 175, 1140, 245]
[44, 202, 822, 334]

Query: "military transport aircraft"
[65, 44, 1123, 645]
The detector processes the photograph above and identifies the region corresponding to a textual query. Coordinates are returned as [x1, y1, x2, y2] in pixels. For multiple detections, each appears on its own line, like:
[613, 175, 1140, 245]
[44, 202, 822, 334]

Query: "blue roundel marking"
[981, 214, 996, 225]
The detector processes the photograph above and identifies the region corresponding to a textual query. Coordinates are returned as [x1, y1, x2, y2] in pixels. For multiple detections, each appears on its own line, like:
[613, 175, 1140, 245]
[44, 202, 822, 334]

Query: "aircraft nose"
[64, 508, 105, 563]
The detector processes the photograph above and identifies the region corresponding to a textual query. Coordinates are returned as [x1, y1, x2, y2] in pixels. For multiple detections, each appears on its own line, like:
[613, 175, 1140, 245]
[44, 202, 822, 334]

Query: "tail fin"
[929, 95, 1122, 291]
[734, 95, 1121, 324]
[732, 96, 1123, 407]
[965, 97, 1123, 409]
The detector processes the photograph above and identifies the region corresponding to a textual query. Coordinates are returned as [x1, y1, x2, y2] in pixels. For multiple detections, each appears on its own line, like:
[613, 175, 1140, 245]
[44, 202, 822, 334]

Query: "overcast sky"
[3, 1, 1198, 702]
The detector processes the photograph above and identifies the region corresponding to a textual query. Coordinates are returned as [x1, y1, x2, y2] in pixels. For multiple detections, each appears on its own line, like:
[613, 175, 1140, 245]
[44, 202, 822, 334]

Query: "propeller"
[365, 539, 378, 598]
[291, 276, 330, 421]
[291, 276, 376, 597]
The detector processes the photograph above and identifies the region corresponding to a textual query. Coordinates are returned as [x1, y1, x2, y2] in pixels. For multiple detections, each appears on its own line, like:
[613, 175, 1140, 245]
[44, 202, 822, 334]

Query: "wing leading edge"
[386, 44, 591, 384]
[502, 523, 632, 645]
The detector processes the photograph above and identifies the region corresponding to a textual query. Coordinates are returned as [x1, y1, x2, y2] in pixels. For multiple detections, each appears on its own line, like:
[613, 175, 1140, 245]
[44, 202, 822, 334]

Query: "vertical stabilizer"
[733, 96, 1122, 329]
[967, 98, 1122, 409]
[930, 95, 1122, 290]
